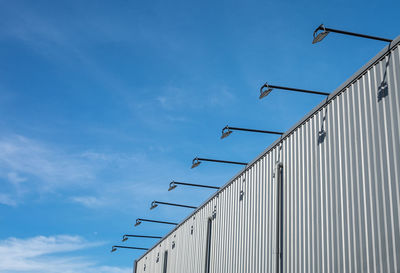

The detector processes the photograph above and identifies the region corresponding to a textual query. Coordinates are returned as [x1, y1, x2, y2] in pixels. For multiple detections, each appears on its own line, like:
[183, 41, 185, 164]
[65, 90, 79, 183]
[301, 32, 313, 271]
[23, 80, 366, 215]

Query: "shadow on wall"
[317, 43, 394, 146]
[378, 49, 392, 102]
[317, 97, 329, 145]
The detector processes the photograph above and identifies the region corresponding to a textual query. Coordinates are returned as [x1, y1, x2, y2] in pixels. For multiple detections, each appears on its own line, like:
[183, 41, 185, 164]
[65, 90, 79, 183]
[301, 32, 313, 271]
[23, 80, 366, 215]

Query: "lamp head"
[191, 158, 201, 169]
[111, 246, 117, 253]
[134, 219, 142, 227]
[312, 24, 329, 44]
[150, 201, 158, 210]
[122, 235, 128, 242]
[168, 181, 177, 191]
[259, 83, 273, 99]
[221, 126, 232, 139]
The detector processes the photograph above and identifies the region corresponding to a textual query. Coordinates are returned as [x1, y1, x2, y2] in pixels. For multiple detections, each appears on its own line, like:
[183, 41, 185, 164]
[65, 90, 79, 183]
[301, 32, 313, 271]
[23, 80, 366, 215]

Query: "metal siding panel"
[136, 40, 400, 273]
[281, 44, 400, 273]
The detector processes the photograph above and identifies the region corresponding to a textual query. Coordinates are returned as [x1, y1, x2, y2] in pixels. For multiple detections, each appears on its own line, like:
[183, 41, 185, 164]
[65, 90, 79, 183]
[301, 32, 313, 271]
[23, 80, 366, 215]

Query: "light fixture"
[134, 218, 178, 227]
[168, 181, 177, 191]
[191, 158, 201, 169]
[191, 157, 248, 168]
[312, 24, 392, 44]
[134, 219, 142, 227]
[150, 201, 197, 210]
[312, 24, 329, 44]
[150, 201, 158, 210]
[221, 125, 284, 139]
[111, 245, 148, 253]
[259, 82, 330, 99]
[220, 127, 233, 139]
[122, 234, 162, 242]
[259, 83, 273, 99]
[168, 181, 220, 191]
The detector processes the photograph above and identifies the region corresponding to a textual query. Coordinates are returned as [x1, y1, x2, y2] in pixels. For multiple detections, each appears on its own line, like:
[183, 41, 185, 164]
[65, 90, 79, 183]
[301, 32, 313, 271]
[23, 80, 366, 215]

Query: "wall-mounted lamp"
[134, 218, 178, 227]
[150, 201, 197, 210]
[122, 234, 162, 242]
[111, 245, 148, 253]
[259, 82, 330, 99]
[312, 24, 392, 44]
[191, 157, 248, 169]
[221, 126, 284, 139]
[168, 181, 220, 191]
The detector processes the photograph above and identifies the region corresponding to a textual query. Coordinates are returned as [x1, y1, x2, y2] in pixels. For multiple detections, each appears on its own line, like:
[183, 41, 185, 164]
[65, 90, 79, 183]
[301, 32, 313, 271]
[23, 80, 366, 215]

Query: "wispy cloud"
[0, 134, 136, 207]
[0, 2, 136, 101]
[69, 180, 172, 210]
[7, 172, 27, 184]
[0, 193, 17, 207]
[0, 135, 93, 189]
[70, 196, 107, 208]
[0, 133, 174, 209]
[129, 83, 236, 131]
[0, 235, 129, 273]
[1, 3, 237, 133]
[154, 84, 236, 111]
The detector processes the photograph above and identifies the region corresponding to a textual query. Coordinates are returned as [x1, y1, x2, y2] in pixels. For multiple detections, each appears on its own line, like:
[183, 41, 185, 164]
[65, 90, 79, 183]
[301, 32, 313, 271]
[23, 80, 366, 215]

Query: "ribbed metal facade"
[135, 37, 400, 273]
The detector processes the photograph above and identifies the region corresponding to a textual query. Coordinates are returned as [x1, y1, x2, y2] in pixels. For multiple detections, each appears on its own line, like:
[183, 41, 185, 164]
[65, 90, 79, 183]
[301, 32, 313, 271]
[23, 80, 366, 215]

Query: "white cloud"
[0, 135, 133, 207]
[0, 135, 93, 188]
[7, 172, 27, 184]
[0, 193, 17, 207]
[0, 134, 170, 209]
[80, 151, 112, 161]
[70, 196, 106, 208]
[0, 235, 130, 273]
[0, 3, 141, 100]
[154, 84, 236, 112]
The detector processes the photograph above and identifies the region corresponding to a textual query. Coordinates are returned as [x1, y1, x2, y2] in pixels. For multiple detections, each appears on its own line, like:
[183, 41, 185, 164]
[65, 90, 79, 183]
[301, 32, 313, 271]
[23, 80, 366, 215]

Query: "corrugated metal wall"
[136, 38, 400, 273]
[281, 42, 400, 273]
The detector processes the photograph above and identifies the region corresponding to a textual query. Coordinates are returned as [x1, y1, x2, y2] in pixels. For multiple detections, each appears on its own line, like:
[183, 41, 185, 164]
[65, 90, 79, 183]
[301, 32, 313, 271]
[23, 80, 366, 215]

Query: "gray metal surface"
[135, 37, 400, 273]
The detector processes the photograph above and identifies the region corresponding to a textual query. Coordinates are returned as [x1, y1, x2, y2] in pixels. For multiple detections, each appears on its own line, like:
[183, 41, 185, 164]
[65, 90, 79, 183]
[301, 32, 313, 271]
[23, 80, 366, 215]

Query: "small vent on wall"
[212, 206, 217, 219]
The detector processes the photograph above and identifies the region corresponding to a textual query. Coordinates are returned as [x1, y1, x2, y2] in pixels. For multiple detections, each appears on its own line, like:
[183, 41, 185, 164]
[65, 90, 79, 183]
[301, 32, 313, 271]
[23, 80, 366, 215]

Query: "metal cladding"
[135, 37, 400, 273]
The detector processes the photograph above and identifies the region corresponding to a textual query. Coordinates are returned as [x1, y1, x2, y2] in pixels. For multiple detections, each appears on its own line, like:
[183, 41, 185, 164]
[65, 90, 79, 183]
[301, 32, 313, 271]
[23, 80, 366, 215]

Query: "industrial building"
[132, 33, 400, 273]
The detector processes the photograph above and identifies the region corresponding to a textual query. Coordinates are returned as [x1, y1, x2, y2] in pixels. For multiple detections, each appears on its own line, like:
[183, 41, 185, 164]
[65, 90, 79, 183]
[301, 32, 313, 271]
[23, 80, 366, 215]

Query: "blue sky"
[0, 0, 399, 272]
